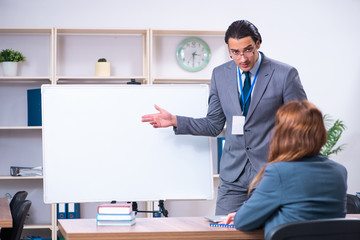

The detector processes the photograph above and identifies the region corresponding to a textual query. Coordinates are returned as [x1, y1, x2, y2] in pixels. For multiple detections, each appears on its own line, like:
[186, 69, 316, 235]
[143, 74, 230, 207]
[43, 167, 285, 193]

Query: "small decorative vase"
[1, 62, 18, 76]
[95, 62, 111, 76]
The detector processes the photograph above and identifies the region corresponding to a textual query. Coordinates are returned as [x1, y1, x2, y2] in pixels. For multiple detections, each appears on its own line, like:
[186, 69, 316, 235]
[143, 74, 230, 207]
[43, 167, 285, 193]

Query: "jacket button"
[246, 147, 251, 150]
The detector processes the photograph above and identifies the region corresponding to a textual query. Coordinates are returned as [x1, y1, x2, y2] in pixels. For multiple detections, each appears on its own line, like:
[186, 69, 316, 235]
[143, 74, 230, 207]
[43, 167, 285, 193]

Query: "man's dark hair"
[225, 20, 262, 44]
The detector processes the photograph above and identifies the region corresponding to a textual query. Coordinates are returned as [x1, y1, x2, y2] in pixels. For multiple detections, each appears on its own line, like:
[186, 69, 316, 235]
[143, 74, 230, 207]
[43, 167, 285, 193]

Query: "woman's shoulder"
[266, 154, 346, 173]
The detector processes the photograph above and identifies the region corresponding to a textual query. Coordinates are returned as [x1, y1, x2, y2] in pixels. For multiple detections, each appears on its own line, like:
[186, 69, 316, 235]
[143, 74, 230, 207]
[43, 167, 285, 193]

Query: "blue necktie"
[241, 71, 251, 116]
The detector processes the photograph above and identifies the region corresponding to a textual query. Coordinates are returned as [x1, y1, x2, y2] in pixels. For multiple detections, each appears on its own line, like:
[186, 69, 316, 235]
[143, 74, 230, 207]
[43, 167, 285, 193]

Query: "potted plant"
[95, 58, 110, 76]
[0, 48, 26, 76]
[321, 114, 346, 157]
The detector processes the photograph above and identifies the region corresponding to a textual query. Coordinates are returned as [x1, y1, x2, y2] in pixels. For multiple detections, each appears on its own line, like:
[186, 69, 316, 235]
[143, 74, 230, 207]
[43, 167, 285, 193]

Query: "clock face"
[176, 37, 211, 72]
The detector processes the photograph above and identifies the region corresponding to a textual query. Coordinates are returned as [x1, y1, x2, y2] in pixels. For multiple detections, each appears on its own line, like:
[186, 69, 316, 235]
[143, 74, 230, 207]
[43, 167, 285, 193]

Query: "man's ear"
[256, 40, 261, 49]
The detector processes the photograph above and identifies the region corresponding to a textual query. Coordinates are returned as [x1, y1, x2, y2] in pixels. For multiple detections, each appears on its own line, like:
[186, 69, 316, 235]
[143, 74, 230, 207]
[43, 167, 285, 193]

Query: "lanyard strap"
[237, 56, 263, 107]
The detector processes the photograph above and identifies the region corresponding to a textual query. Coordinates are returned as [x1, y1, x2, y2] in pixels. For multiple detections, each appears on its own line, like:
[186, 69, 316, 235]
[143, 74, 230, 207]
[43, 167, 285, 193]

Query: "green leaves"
[0, 48, 26, 62]
[321, 114, 346, 157]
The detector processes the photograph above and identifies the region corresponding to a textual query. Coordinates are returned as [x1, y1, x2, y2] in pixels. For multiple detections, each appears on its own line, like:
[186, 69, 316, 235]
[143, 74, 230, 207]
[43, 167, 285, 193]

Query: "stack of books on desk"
[96, 203, 136, 226]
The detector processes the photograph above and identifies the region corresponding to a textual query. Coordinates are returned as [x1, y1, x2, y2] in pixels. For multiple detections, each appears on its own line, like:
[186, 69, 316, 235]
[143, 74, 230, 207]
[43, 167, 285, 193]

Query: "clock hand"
[192, 52, 196, 67]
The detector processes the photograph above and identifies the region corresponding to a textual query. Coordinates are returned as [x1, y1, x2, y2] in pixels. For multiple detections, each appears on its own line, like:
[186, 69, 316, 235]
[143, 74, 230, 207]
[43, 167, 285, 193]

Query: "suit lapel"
[225, 61, 242, 115]
[246, 54, 273, 120]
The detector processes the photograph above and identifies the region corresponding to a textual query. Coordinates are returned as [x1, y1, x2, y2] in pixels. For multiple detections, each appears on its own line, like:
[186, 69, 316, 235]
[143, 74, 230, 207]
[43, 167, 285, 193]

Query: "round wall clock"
[176, 37, 211, 72]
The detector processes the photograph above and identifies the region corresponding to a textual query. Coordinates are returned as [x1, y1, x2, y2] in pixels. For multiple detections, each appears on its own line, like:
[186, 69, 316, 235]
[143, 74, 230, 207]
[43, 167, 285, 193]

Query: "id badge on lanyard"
[232, 116, 245, 135]
[232, 54, 263, 135]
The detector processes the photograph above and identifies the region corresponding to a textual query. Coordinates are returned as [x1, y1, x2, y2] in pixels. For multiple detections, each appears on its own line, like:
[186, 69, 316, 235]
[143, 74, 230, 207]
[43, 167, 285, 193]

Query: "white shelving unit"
[1, 27, 228, 239]
[0, 27, 55, 239]
[147, 29, 227, 216]
[54, 28, 149, 85]
[149, 29, 228, 84]
[0, 28, 54, 83]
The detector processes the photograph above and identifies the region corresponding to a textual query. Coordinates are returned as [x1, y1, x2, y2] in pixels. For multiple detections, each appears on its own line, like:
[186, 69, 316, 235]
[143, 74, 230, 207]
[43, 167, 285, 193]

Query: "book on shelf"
[96, 211, 136, 221]
[67, 203, 81, 219]
[97, 202, 132, 214]
[27, 88, 42, 126]
[96, 219, 136, 226]
[10, 166, 43, 176]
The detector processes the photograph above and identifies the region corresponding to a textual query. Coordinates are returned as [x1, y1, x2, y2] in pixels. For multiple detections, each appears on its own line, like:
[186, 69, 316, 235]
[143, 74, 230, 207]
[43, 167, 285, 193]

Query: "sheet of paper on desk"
[205, 215, 227, 223]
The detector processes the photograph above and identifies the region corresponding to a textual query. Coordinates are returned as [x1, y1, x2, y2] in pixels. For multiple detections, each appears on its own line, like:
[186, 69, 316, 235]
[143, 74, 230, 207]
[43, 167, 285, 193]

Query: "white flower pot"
[1, 62, 18, 76]
[95, 62, 111, 76]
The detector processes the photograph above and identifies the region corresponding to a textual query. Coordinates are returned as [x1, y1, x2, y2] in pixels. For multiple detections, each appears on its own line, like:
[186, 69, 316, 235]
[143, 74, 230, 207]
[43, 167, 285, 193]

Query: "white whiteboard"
[42, 84, 213, 203]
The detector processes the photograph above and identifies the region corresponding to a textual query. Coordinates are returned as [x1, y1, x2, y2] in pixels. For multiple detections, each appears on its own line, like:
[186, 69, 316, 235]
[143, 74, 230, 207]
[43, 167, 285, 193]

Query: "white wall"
[2, 0, 360, 208]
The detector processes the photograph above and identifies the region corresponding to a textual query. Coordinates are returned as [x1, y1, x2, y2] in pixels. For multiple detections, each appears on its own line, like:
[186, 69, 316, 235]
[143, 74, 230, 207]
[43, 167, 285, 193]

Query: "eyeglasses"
[229, 46, 255, 59]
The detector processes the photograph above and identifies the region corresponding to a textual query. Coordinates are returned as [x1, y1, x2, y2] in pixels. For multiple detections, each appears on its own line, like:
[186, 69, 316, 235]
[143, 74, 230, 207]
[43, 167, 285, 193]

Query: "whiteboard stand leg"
[132, 200, 168, 217]
[158, 200, 168, 217]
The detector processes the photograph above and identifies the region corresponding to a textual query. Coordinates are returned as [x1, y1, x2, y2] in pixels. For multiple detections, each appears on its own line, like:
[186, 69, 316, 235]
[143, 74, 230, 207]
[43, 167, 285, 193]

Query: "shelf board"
[152, 77, 210, 84]
[56, 76, 148, 84]
[56, 28, 148, 35]
[0, 28, 52, 34]
[56, 76, 146, 80]
[0, 126, 42, 130]
[0, 76, 51, 83]
[0, 176, 43, 180]
[24, 224, 52, 230]
[151, 29, 225, 36]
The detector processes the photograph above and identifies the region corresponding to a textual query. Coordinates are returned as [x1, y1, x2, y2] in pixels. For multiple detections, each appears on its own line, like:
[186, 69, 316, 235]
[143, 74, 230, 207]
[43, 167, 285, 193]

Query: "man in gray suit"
[142, 20, 307, 215]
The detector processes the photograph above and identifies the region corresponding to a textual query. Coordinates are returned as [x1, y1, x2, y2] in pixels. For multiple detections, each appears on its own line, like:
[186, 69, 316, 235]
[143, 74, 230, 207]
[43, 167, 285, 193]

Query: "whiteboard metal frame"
[42, 84, 214, 203]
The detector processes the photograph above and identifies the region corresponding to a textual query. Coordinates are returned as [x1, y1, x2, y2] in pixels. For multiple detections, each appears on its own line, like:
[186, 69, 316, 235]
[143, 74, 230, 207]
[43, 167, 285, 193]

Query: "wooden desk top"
[58, 217, 264, 240]
[0, 198, 12, 228]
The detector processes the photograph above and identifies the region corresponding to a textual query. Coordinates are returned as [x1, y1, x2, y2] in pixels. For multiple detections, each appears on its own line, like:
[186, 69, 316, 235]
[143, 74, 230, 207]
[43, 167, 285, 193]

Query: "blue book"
[27, 88, 42, 126]
[67, 203, 80, 219]
[57, 203, 67, 219]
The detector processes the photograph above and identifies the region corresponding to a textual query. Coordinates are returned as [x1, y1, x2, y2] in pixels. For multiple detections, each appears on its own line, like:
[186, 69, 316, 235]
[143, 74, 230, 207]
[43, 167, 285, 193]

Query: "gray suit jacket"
[175, 53, 307, 183]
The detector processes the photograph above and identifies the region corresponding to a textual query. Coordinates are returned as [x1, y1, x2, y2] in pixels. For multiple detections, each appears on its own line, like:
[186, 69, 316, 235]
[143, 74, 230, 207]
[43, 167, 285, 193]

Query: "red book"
[97, 203, 132, 214]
